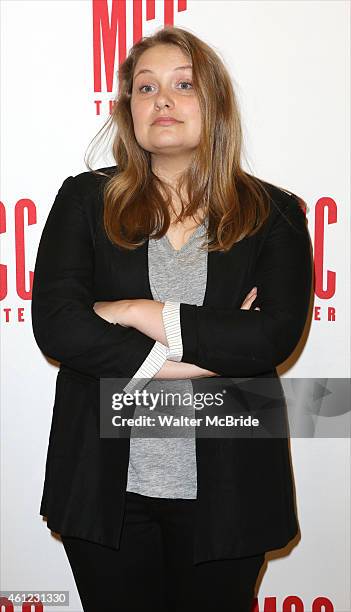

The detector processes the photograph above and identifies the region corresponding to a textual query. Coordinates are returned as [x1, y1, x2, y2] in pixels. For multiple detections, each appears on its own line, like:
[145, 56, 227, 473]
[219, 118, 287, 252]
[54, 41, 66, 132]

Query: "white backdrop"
[1, 1, 350, 611]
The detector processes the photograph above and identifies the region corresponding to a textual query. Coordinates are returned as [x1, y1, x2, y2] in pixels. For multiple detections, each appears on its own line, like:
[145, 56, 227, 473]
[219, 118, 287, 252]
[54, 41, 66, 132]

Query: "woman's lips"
[152, 119, 180, 126]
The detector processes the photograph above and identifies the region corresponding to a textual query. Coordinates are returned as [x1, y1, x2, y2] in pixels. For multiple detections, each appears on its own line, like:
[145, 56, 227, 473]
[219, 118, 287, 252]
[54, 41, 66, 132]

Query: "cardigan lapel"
[109, 232, 253, 308]
[201, 238, 252, 308]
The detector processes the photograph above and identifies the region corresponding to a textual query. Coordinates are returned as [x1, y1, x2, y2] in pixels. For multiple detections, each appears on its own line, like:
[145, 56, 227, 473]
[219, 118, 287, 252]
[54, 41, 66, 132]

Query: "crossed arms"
[31, 175, 313, 383]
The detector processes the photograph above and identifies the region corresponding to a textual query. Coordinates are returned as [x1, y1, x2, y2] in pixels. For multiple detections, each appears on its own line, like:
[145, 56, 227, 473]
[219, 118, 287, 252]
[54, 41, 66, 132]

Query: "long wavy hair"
[85, 25, 279, 252]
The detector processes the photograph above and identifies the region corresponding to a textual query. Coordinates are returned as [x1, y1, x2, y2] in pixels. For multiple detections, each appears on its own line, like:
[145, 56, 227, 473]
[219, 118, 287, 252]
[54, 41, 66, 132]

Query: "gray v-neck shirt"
[126, 221, 208, 499]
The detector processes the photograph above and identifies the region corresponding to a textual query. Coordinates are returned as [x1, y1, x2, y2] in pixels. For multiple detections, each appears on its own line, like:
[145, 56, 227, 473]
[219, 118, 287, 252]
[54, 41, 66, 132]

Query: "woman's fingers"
[240, 287, 257, 310]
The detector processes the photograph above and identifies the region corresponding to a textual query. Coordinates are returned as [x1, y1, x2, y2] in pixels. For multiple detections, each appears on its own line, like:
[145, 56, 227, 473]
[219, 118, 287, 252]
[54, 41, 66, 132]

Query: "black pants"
[62, 491, 265, 612]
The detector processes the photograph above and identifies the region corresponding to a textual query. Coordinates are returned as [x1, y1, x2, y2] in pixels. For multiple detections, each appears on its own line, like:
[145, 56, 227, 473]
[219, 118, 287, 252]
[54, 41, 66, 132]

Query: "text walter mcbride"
[112, 415, 260, 427]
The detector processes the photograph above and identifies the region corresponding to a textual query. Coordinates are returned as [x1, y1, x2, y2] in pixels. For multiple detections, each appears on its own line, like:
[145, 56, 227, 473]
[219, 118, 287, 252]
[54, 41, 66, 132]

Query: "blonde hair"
[85, 25, 274, 252]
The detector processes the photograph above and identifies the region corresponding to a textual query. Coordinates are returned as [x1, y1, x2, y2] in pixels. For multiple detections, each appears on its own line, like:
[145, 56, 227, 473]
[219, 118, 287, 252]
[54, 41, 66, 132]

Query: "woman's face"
[130, 44, 201, 160]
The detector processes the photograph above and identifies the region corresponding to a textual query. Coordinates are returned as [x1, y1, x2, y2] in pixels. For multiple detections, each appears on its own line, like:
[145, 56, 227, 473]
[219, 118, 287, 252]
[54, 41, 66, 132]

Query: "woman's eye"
[138, 81, 193, 93]
[138, 85, 153, 93]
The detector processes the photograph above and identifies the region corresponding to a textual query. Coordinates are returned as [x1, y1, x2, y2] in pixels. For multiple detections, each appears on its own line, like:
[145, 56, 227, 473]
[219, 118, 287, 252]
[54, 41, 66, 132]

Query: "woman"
[31, 26, 313, 612]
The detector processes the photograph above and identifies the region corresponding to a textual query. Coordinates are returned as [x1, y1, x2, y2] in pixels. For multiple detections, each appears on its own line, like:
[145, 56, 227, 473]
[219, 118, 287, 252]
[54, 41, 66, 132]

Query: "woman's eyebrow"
[134, 64, 192, 80]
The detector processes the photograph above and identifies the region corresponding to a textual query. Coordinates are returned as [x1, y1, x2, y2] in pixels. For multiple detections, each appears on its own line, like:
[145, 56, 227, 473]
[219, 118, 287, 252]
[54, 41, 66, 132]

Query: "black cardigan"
[31, 166, 313, 564]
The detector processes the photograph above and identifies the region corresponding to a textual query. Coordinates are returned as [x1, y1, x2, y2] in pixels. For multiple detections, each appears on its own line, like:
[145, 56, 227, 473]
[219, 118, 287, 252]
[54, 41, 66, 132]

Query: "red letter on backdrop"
[314, 197, 336, 299]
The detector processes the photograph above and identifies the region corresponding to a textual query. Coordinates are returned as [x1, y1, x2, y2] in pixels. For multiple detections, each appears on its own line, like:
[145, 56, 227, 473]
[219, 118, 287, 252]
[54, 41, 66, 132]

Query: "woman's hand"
[93, 300, 132, 326]
[154, 359, 221, 380]
[240, 287, 260, 311]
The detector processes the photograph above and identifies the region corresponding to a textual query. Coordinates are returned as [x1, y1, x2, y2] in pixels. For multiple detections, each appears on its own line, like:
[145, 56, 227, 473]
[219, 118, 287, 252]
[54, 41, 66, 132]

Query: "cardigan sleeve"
[178, 194, 313, 377]
[162, 300, 183, 361]
[122, 340, 169, 394]
[31, 175, 157, 380]
[122, 300, 183, 393]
